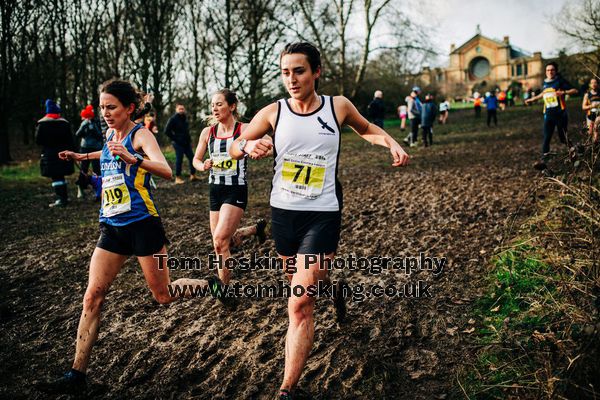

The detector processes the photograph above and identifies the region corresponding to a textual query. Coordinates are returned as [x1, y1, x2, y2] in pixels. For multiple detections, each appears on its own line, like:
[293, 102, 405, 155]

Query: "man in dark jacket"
[35, 99, 75, 207]
[421, 94, 437, 147]
[368, 90, 385, 128]
[164, 103, 197, 183]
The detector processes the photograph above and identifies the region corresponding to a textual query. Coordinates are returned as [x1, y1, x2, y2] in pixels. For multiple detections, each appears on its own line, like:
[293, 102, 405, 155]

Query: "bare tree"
[237, 0, 287, 116]
[182, 0, 211, 126]
[206, 0, 247, 88]
[128, 0, 181, 126]
[291, 0, 430, 100]
[553, 0, 600, 76]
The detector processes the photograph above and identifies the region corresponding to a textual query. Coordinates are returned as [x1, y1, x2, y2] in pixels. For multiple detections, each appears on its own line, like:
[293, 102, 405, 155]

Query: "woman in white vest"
[193, 89, 270, 286]
[229, 42, 409, 400]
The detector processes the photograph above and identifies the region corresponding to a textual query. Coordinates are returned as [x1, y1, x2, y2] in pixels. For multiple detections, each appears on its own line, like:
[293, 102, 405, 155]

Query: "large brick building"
[421, 29, 545, 97]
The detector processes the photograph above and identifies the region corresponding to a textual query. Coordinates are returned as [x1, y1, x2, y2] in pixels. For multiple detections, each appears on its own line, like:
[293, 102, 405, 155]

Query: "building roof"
[451, 33, 532, 59]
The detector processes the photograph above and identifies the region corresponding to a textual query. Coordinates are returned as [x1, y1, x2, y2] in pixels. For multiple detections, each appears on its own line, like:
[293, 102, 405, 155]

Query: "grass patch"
[460, 141, 600, 399]
[463, 243, 558, 397]
[0, 160, 43, 182]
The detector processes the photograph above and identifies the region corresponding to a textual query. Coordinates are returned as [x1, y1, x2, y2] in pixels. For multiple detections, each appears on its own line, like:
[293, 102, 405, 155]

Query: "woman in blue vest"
[193, 89, 270, 286]
[40, 79, 204, 394]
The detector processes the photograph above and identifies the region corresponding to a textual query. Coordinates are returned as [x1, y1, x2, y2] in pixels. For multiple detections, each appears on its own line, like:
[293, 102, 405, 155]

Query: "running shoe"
[49, 199, 68, 208]
[36, 369, 86, 394]
[256, 219, 267, 244]
[207, 276, 236, 309]
[279, 389, 293, 400]
[533, 160, 547, 171]
[333, 279, 348, 323]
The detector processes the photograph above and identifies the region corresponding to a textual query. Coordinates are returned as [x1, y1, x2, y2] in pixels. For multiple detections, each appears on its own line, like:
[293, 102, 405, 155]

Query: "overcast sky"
[414, 0, 570, 66]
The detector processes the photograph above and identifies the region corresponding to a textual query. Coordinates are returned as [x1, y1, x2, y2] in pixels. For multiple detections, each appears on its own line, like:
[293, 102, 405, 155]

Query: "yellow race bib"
[211, 152, 238, 176]
[543, 90, 559, 109]
[281, 153, 327, 199]
[102, 173, 131, 217]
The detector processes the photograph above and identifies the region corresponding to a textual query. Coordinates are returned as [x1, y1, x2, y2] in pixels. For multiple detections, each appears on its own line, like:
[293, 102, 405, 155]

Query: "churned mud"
[0, 104, 585, 399]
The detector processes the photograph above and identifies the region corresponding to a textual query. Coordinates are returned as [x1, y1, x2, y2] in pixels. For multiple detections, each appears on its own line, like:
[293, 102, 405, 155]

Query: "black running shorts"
[209, 184, 248, 211]
[271, 207, 341, 256]
[97, 216, 169, 256]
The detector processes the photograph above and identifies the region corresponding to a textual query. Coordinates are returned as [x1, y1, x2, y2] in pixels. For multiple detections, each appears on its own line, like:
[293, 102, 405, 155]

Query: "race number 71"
[293, 164, 311, 184]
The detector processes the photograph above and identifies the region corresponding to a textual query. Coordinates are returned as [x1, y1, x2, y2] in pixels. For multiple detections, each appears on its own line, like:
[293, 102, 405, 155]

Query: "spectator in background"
[473, 92, 482, 118]
[421, 93, 437, 147]
[35, 99, 75, 207]
[368, 90, 385, 128]
[398, 103, 408, 131]
[507, 88, 515, 107]
[403, 86, 422, 147]
[498, 89, 507, 111]
[438, 98, 450, 124]
[144, 112, 159, 135]
[164, 103, 197, 183]
[484, 91, 498, 127]
[75, 105, 103, 199]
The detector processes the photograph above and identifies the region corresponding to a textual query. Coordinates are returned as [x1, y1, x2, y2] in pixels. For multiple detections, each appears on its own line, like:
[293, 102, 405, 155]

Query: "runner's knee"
[213, 234, 231, 253]
[83, 287, 107, 314]
[288, 294, 315, 322]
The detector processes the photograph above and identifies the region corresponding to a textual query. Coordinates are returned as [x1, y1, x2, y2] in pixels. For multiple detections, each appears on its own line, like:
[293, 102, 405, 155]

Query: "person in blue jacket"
[421, 93, 437, 147]
[483, 91, 498, 127]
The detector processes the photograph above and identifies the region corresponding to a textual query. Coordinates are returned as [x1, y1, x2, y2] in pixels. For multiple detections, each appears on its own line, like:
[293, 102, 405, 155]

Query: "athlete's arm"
[582, 93, 591, 111]
[230, 103, 277, 160]
[239, 123, 274, 159]
[525, 92, 544, 104]
[334, 96, 409, 167]
[58, 150, 101, 161]
[128, 128, 172, 180]
[193, 127, 213, 171]
[559, 88, 578, 97]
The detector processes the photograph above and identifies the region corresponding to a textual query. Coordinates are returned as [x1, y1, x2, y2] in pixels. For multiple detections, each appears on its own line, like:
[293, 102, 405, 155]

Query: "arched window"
[469, 57, 490, 79]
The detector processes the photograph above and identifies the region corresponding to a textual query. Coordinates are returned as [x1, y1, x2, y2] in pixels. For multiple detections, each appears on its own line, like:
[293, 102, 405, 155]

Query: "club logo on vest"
[317, 117, 335, 135]
[101, 160, 122, 171]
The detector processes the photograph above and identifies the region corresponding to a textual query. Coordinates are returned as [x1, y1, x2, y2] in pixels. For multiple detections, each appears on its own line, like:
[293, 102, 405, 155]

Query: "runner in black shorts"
[229, 42, 409, 400]
[582, 77, 600, 143]
[39, 79, 207, 395]
[193, 89, 271, 285]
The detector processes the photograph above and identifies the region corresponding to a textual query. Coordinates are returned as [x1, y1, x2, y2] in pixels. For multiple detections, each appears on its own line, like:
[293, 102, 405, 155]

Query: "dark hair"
[280, 42, 322, 89]
[545, 61, 559, 71]
[99, 79, 143, 115]
[207, 88, 241, 125]
[214, 88, 239, 119]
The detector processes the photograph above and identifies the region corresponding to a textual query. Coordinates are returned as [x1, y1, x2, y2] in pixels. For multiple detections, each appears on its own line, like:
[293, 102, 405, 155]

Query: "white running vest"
[271, 95, 342, 211]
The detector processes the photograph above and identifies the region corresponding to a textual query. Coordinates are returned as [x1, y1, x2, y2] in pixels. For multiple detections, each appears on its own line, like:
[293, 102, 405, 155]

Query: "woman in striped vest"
[193, 89, 271, 286]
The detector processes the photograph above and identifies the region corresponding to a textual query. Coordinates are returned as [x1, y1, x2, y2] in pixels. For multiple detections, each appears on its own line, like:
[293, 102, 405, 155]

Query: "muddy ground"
[0, 103, 586, 399]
